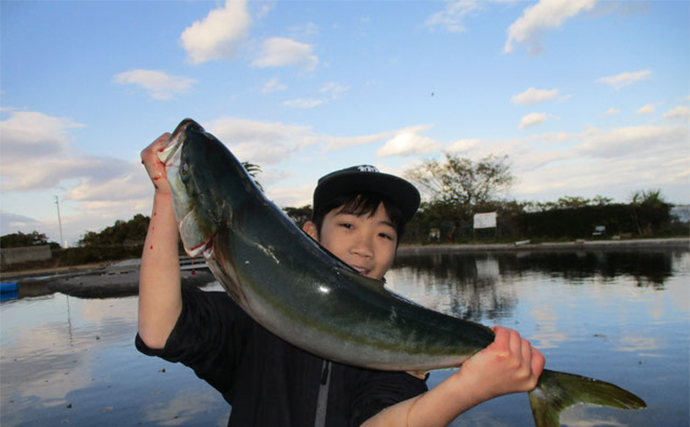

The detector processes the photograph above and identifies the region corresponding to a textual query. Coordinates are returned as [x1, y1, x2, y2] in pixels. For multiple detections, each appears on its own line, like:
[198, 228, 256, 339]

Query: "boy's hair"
[311, 191, 407, 243]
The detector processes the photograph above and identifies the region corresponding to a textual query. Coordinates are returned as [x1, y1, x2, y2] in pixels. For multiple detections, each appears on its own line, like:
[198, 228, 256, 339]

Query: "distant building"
[0, 245, 52, 267]
[671, 205, 690, 223]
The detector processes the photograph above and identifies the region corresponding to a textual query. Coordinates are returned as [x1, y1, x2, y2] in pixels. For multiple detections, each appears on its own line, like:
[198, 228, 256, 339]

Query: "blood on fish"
[150, 245, 153, 250]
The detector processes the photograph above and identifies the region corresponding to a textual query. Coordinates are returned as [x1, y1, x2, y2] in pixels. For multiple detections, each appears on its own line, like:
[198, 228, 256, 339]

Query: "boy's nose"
[350, 234, 374, 258]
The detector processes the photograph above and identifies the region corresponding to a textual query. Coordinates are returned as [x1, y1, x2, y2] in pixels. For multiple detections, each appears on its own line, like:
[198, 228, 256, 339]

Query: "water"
[1, 248, 688, 426]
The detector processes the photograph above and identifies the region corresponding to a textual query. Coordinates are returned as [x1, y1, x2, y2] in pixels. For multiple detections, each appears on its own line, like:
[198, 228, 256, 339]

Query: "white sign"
[473, 212, 497, 229]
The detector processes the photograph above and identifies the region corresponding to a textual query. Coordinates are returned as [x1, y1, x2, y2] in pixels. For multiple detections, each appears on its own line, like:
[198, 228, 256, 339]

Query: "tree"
[0, 231, 53, 248]
[630, 189, 670, 235]
[243, 162, 263, 192]
[77, 214, 150, 247]
[533, 195, 613, 212]
[283, 205, 313, 227]
[404, 153, 515, 216]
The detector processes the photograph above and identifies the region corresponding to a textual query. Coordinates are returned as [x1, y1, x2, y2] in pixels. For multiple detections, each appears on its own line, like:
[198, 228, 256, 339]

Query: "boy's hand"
[360, 327, 546, 427]
[141, 133, 172, 195]
[456, 326, 545, 403]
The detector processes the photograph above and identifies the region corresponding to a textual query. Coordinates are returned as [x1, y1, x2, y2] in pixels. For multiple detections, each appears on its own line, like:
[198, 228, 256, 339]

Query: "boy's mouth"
[352, 266, 371, 276]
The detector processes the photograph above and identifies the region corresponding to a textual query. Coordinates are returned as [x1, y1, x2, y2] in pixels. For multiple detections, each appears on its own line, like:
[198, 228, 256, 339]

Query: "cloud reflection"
[142, 387, 229, 426]
[530, 307, 569, 349]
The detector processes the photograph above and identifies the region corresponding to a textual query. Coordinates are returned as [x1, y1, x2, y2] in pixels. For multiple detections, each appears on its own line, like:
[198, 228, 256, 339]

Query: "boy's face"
[303, 203, 397, 280]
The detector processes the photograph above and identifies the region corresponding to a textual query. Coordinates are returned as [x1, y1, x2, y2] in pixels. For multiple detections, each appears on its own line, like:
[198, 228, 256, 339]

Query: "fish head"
[157, 118, 254, 258]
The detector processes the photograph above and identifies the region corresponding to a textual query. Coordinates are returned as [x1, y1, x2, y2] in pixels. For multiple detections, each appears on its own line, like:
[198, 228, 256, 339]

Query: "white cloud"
[398, 124, 688, 204]
[376, 125, 442, 157]
[478, 125, 687, 203]
[265, 184, 314, 210]
[66, 167, 150, 202]
[0, 111, 83, 162]
[505, 0, 598, 54]
[446, 138, 481, 153]
[518, 112, 548, 129]
[179, 0, 251, 64]
[0, 212, 43, 235]
[319, 82, 349, 99]
[283, 82, 349, 109]
[0, 110, 157, 243]
[283, 98, 324, 109]
[636, 104, 655, 115]
[252, 37, 319, 71]
[2, 154, 135, 193]
[577, 124, 689, 159]
[595, 69, 652, 90]
[605, 107, 620, 115]
[425, 0, 481, 33]
[0, 112, 140, 194]
[325, 131, 393, 151]
[261, 77, 287, 94]
[663, 105, 690, 123]
[206, 117, 318, 165]
[289, 22, 319, 38]
[114, 70, 197, 100]
[511, 87, 559, 105]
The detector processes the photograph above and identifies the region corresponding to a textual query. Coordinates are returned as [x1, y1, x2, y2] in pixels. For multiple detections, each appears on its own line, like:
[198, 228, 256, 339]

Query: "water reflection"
[389, 253, 518, 321]
[390, 249, 687, 322]
[390, 248, 689, 427]
[1, 249, 687, 427]
[397, 248, 683, 286]
[0, 293, 229, 427]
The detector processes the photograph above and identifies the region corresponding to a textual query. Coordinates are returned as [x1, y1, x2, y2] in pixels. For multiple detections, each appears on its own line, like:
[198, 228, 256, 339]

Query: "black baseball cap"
[313, 165, 421, 223]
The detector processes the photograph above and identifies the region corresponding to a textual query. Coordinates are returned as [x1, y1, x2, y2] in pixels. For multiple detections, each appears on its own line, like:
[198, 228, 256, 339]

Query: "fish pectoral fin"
[179, 208, 213, 258]
[528, 369, 647, 427]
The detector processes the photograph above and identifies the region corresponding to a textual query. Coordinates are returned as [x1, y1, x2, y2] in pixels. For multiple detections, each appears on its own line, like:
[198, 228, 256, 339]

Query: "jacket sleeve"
[135, 286, 248, 395]
[349, 369, 429, 427]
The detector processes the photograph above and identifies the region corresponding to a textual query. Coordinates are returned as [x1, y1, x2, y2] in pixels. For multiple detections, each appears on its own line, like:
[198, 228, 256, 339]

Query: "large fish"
[158, 118, 646, 427]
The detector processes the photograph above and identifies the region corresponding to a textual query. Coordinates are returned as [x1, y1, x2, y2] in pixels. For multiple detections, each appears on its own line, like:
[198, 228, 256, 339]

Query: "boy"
[137, 133, 544, 427]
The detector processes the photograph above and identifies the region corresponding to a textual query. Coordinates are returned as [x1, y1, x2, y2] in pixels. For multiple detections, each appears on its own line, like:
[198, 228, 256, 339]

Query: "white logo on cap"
[358, 165, 379, 173]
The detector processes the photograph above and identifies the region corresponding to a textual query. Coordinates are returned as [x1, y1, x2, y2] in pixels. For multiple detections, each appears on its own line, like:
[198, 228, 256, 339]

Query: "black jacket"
[136, 286, 428, 427]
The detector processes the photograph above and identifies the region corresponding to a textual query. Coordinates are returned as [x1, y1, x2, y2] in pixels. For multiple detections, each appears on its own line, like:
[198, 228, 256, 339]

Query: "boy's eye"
[339, 222, 353, 229]
[379, 232, 394, 241]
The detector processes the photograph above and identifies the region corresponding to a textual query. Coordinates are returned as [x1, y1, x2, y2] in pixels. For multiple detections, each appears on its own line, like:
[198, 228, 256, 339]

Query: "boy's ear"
[302, 221, 319, 241]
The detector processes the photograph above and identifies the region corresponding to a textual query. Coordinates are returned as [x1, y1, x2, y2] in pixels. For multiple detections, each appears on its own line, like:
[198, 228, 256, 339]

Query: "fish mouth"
[157, 118, 204, 165]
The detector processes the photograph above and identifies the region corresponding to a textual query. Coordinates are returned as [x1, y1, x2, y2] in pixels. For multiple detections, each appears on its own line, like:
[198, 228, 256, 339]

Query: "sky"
[1, 0, 689, 247]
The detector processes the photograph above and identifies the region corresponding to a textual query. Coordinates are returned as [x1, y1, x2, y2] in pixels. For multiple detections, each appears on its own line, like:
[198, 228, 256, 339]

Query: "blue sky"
[1, 0, 689, 246]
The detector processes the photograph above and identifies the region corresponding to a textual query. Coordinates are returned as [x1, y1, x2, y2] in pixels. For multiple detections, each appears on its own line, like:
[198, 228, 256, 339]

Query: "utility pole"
[55, 195, 65, 248]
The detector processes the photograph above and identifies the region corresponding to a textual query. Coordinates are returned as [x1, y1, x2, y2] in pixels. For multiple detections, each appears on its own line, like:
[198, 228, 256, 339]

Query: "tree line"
[2, 154, 687, 269]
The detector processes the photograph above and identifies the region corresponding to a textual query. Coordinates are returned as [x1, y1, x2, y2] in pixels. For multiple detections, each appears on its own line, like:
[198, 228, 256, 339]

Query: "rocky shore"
[1, 257, 214, 299]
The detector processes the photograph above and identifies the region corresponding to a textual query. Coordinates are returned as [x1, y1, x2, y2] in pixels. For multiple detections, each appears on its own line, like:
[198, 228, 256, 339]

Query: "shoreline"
[2, 237, 687, 299]
[397, 237, 690, 255]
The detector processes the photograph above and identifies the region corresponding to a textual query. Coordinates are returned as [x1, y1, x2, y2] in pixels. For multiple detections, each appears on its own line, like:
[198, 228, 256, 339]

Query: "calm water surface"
[1, 248, 688, 426]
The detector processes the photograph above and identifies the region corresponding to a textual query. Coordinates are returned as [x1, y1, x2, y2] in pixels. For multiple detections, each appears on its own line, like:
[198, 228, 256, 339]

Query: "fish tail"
[528, 369, 646, 427]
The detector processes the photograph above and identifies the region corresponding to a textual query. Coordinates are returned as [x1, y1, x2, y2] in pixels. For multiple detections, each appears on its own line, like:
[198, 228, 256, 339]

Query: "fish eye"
[181, 162, 189, 174]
